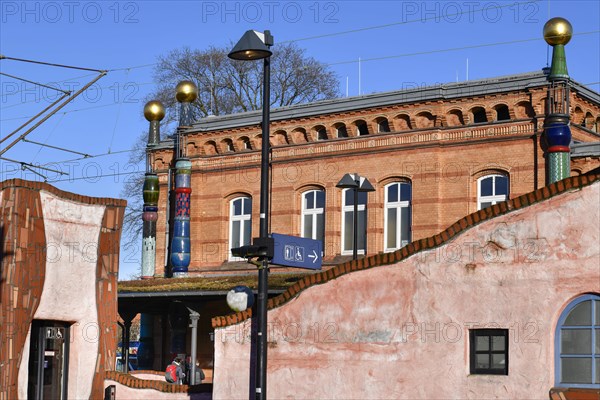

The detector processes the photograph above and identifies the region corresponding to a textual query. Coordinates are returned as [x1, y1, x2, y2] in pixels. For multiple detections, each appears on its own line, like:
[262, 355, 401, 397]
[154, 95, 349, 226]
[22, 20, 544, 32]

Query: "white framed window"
[341, 189, 367, 255]
[301, 190, 325, 249]
[477, 174, 509, 210]
[229, 196, 252, 260]
[384, 182, 411, 252]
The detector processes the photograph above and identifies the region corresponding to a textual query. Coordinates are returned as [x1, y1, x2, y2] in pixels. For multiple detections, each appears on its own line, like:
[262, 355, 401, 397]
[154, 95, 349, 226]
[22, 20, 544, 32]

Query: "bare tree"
[120, 43, 339, 272]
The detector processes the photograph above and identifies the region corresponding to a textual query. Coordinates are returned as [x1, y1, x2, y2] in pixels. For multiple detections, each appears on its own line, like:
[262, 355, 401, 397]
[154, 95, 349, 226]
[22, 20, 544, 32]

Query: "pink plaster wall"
[17, 190, 106, 399]
[213, 182, 600, 399]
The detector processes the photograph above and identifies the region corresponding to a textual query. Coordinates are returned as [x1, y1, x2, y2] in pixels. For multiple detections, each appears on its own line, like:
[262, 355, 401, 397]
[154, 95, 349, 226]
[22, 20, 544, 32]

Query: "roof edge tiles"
[0, 178, 127, 207]
[104, 371, 211, 393]
[175, 71, 598, 135]
[211, 169, 600, 329]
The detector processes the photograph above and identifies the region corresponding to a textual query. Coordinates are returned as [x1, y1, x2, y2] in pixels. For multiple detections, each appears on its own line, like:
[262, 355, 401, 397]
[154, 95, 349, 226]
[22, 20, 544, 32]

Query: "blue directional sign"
[271, 233, 322, 270]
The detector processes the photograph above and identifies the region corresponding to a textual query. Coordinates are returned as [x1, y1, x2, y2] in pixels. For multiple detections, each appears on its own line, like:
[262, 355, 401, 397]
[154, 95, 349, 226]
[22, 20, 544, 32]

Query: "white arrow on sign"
[308, 250, 318, 263]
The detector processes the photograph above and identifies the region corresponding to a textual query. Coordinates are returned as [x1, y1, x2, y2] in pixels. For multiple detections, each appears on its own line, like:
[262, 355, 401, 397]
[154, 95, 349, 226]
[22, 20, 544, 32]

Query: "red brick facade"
[149, 73, 600, 275]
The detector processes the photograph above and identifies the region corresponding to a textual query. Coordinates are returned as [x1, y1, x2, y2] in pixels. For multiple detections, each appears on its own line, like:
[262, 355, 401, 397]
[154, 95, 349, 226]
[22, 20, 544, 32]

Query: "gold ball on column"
[143, 100, 165, 121]
[543, 17, 573, 46]
[175, 81, 198, 103]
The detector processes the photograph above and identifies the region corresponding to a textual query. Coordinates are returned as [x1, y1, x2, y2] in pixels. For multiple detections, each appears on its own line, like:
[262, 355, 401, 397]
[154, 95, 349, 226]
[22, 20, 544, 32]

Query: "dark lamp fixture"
[336, 173, 375, 192]
[228, 30, 273, 60]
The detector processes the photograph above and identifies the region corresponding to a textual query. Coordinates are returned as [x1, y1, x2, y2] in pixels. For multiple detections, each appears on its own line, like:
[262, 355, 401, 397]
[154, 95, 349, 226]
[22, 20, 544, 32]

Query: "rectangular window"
[470, 329, 508, 375]
[229, 197, 252, 261]
[384, 182, 411, 252]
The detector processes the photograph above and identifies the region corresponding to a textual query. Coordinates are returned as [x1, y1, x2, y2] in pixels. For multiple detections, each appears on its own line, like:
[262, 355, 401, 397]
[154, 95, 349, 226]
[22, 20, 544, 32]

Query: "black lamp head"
[228, 30, 273, 61]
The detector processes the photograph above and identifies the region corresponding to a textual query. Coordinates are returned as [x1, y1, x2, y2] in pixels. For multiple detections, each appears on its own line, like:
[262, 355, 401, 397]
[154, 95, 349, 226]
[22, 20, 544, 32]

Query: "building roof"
[572, 141, 600, 157]
[182, 71, 599, 134]
[117, 273, 306, 295]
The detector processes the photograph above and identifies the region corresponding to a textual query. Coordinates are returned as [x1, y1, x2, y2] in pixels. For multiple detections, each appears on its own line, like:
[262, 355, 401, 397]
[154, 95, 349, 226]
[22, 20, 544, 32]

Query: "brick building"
[148, 71, 600, 276]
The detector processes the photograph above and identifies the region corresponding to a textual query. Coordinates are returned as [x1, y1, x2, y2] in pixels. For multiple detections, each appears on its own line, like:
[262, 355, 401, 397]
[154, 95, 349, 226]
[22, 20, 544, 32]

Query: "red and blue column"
[170, 81, 198, 278]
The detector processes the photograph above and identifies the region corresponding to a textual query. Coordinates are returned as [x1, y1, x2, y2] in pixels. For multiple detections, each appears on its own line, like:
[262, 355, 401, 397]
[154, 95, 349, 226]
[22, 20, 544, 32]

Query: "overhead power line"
[0, 72, 71, 95]
[0, 71, 107, 157]
[95, 1, 546, 72]
[21, 138, 91, 158]
[328, 30, 600, 66]
[49, 169, 141, 183]
[1, 55, 106, 73]
[0, 156, 68, 176]
[283, 0, 542, 43]
[1, 94, 70, 144]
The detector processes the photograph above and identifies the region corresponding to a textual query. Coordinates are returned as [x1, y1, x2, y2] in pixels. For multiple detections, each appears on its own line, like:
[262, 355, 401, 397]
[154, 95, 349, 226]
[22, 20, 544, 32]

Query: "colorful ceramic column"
[141, 100, 164, 279]
[543, 17, 573, 184]
[170, 81, 198, 278]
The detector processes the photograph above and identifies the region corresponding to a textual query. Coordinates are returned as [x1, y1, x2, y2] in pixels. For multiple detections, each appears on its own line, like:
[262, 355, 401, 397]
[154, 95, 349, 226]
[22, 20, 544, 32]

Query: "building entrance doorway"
[27, 320, 70, 400]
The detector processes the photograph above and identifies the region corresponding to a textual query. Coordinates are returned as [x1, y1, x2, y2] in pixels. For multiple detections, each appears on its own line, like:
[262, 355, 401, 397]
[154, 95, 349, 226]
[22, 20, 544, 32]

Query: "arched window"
[495, 104, 510, 121]
[384, 182, 411, 252]
[446, 109, 465, 127]
[376, 118, 391, 133]
[415, 112, 435, 129]
[241, 137, 252, 150]
[584, 112, 594, 129]
[229, 197, 252, 260]
[472, 107, 488, 123]
[355, 120, 369, 136]
[341, 189, 367, 255]
[395, 114, 412, 131]
[204, 141, 218, 155]
[335, 124, 348, 138]
[222, 139, 234, 152]
[555, 294, 600, 387]
[515, 101, 535, 119]
[291, 128, 307, 144]
[273, 131, 288, 146]
[301, 190, 325, 249]
[477, 174, 509, 210]
[314, 126, 328, 140]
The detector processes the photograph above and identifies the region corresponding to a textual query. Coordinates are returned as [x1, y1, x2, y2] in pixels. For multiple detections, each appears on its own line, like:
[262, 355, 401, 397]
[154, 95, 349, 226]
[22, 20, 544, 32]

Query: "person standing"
[165, 357, 185, 384]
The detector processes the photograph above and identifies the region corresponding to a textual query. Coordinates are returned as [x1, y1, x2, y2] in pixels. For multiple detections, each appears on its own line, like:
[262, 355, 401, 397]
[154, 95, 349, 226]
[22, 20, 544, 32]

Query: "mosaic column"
[141, 100, 164, 279]
[543, 17, 573, 184]
[170, 81, 198, 278]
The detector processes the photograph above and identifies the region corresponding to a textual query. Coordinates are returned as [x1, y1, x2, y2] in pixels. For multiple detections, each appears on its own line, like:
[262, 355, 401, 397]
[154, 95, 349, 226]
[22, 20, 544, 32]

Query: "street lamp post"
[336, 173, 375, 260]
[229, 29, 274, 400]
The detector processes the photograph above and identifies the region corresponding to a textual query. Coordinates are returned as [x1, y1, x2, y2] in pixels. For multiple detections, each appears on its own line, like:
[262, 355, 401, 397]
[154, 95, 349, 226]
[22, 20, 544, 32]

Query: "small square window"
[470, 329, 508, 375]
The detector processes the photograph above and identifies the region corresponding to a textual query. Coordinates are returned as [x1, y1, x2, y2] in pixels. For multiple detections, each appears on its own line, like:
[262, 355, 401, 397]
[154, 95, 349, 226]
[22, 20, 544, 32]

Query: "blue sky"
[1, 0, 599, 280]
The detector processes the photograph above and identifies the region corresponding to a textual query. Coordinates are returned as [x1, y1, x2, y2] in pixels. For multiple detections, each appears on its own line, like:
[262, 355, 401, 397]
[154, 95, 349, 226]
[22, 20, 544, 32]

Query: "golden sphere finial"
[175, 81, 198, 103]
[143, 100, 165, 121]
[543, 17, 573, 46]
